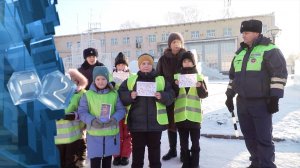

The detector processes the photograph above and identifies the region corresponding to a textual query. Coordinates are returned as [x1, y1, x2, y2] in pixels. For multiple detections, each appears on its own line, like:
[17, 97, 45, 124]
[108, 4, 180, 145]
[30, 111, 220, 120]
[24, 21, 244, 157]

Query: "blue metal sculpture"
[0, 0, 65, 167]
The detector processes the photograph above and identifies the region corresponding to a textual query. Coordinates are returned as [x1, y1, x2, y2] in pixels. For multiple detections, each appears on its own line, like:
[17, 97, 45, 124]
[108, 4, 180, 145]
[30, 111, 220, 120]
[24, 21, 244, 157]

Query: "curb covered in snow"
[200, 134, 286, 142]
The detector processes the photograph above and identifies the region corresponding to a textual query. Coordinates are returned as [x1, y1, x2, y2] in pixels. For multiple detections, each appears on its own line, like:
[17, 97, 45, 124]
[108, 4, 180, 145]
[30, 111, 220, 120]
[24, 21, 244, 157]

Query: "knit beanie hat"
[168, 32, 184, 48]
[240, 19, 262, 34]
[83, 47, 98, 59]
[115, 52, 128, 67]
[93, 66, 109, 82]
[180, 51, 196, 66]
[138, 53, 154, 67]
[68, 69, 88, 90]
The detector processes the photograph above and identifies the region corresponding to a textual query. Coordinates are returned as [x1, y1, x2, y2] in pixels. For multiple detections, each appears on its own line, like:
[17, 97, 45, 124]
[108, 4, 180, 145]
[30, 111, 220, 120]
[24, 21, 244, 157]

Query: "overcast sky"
[55, 0, 300, 57]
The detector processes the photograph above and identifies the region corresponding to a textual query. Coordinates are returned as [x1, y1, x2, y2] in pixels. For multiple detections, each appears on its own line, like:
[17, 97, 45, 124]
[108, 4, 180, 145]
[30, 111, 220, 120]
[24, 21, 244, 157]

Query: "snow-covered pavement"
[86, 79, 300, 168]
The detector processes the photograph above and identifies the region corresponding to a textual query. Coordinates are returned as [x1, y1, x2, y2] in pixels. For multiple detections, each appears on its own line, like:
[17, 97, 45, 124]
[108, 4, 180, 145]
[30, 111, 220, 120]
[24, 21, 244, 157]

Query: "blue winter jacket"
[78, 84, 126, 159]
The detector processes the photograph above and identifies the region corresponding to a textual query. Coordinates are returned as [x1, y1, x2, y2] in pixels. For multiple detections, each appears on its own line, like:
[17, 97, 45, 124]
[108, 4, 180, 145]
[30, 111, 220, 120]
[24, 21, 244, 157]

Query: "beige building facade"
[54, 13, 276, 73]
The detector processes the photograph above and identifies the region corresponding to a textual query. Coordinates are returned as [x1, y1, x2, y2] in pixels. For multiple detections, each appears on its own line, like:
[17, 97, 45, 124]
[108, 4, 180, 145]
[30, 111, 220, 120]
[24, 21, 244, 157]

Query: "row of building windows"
[65, 28, 234, 49]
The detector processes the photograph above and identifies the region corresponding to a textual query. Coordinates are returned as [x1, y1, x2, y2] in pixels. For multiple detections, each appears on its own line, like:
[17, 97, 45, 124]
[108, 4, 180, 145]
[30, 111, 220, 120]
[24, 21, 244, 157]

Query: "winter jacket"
[174, 66, 208, 129]
[78, 60, 104, 89]
[226, 35, 287, 99]
[156, 48, 186, 91]
[77, 84, 126, 158]
[118, 69, 175, 132]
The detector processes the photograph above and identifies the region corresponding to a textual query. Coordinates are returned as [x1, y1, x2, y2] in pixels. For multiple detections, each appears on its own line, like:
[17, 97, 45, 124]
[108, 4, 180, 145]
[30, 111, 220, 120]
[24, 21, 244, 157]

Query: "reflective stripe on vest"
[55, 90, 86, 144]
[125, 74, 168, 125]
[234, 44, 276, 72]
[174, 73, 203, 123]
[85, 90, 119, 136]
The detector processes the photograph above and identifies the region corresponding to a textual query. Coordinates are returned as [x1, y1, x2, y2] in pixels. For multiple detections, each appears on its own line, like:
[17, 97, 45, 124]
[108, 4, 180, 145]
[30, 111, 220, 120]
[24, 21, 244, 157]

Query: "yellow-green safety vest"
[55, 90, 86, 144]
[85, 90, 119, 136]
[174, 74, 204, 123]
[233, 44, 277, 72]
[126, 74, 168, 125]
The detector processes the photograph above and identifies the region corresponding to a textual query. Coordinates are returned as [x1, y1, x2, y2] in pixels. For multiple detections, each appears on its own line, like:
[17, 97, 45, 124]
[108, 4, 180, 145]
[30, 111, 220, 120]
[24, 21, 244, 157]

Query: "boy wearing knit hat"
[78, 47, 104, 90]
[112, 52, 132, 166]
[174, 51, 208, 168]
[118, 53, 175, 168]
[156, 32, 186, 161]
[55, 69, 88, 168]
[78, 66, 126, 168]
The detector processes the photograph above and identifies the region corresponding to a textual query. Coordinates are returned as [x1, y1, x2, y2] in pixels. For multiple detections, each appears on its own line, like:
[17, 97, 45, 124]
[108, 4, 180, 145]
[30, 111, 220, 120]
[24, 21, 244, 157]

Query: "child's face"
[170, 39, 182, 55]
[95, 76, 108, 89]
[182, 59, 194, 68]
[116, 63, 127, 71]
[139, 61, 152, 73]
[86, 56, 97, 65]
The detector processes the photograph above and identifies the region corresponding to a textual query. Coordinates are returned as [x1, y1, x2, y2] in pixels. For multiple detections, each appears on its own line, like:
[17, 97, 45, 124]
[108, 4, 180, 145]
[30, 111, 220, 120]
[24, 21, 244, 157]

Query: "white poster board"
[179, 74, 197, 88]
[136, 82, 156, 97]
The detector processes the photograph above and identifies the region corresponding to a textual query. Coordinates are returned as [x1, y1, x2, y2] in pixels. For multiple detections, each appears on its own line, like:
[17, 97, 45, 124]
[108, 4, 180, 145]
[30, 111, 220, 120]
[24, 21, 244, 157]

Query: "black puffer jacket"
[118, 69, 175, 132]
[78, 60, 104, 89]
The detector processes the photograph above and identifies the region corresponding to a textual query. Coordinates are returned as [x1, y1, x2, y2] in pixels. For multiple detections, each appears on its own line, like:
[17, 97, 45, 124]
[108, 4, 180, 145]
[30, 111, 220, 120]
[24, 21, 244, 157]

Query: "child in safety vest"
[111, 52, 132, 166]
[118, 53, 175, 168]
[174, 51, 208, 168]
[78, 66, 126, 168]
[55, 69, 88, 168]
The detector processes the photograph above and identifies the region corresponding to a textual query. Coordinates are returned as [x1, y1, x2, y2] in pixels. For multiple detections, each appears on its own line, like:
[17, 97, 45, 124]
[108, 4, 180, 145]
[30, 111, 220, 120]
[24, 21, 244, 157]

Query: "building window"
[191, 31, 200, 39]
[77, 41, 80, 48]
[111, 38, 118, 45]
[136, 36, 143, 48]
[100, 39, 106, 46]
[148, 35, 156, 43]
[123, 50, 130, 57]
[206, 29, 215, 38]
[223, 28, 232, 37]
[66, 42, 72, 49]
[123, 37, 130, 45]
[161, 33, 169, 42]
[262, 25, 268, 34]
[149, 49, 155, 56]
[136, 50, 142, 57]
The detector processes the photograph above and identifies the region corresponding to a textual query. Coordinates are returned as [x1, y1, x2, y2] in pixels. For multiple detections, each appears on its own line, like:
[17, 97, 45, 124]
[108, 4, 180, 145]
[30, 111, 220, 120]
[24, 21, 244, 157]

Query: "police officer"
[225, 19, 287, 168]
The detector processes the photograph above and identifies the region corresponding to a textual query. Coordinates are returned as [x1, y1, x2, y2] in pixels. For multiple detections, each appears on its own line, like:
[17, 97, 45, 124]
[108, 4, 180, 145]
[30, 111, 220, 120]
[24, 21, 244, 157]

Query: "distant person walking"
[225, 19, 288, 168]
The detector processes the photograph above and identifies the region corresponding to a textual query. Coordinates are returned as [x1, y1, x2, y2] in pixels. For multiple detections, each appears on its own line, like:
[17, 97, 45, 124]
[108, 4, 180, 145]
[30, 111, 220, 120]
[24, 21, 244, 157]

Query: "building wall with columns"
[54, 13, 275, 73]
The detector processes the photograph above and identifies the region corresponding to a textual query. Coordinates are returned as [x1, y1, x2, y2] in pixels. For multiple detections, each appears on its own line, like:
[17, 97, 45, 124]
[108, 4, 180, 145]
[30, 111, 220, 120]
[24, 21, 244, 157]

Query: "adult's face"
[86, 55, 97, 65]
[242, 31, 259, 47]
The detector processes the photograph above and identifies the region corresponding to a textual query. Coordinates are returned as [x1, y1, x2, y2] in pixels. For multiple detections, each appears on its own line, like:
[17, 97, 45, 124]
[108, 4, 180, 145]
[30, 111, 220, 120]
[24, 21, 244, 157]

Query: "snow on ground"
[86, 78, 300, 168]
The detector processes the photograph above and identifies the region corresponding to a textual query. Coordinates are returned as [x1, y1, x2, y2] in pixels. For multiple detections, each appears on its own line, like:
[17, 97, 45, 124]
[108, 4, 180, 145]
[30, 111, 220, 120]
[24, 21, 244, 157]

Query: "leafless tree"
[165, 6, 201, 24]
[120, 20, 140, 29]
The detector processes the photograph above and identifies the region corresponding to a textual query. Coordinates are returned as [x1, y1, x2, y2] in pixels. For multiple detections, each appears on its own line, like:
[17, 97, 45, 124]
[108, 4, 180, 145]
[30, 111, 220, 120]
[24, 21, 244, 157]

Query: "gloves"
[91, 119, 105, 128]
[103, 117, 118, 128]
[64, 113, 76, 120]
[225, 96, 234, 113]
[267, 97, 279, 114]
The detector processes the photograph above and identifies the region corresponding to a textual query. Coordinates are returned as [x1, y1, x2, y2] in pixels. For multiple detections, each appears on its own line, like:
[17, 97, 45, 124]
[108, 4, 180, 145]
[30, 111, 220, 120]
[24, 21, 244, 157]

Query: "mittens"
[267, 97, 279, 114]
[225, 96, 234, 113]
[64, 113, 76, 120]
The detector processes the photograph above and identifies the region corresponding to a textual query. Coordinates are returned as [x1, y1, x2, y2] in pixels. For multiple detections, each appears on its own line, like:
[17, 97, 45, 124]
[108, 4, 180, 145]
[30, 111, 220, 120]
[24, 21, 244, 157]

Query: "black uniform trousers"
[237, 96, 276, 168]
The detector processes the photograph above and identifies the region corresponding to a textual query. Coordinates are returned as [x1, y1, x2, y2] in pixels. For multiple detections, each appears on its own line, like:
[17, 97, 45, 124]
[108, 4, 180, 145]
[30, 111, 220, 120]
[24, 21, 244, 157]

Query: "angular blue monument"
[0, 0, 65, 167]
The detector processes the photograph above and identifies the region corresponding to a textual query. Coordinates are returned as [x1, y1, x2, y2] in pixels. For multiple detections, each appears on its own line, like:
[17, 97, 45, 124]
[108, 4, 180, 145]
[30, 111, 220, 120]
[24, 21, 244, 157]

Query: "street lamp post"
[267, 26, 281, 44]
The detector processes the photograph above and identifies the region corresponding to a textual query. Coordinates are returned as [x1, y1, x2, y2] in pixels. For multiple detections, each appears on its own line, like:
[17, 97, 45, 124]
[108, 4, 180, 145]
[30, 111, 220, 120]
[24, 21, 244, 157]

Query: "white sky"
[55, 0, 300, 57]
